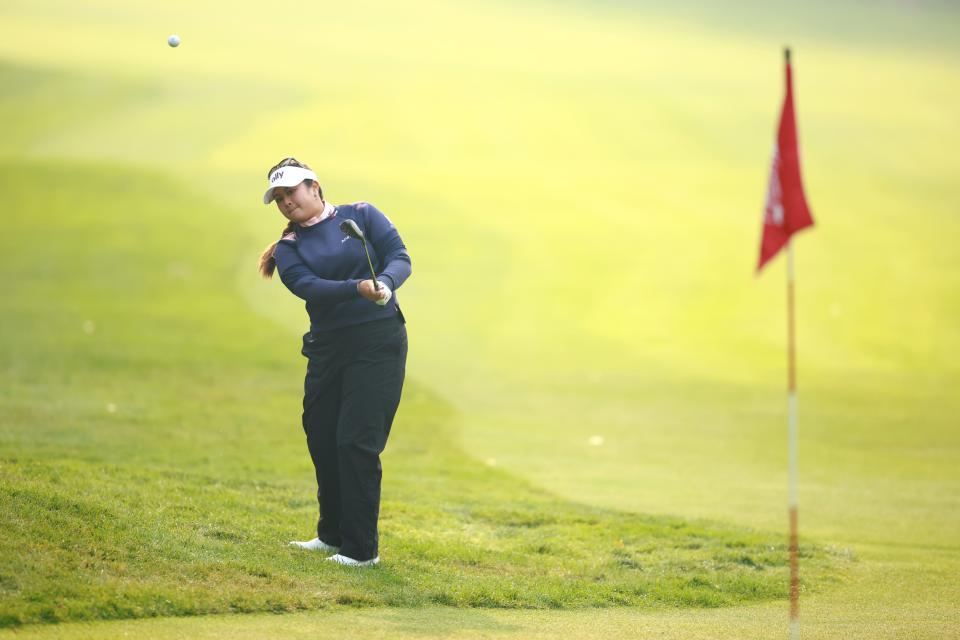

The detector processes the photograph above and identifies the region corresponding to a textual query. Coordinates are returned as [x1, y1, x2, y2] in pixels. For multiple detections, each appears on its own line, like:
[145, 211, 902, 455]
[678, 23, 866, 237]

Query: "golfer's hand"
[358, 279, 391, 304]
[374, 282, 392, 306]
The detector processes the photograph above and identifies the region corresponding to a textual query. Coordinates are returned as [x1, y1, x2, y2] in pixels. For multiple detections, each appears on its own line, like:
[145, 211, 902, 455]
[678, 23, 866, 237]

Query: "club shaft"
[360, 240, 380, 290]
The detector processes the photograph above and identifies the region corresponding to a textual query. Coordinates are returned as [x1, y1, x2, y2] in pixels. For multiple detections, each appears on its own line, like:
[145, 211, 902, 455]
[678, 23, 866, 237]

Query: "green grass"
[0, 161, 842, 628]
[0, 0, 958, 636]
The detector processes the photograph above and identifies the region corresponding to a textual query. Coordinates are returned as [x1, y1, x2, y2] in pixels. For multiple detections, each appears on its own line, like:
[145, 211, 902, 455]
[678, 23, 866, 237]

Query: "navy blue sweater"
[274, 202, 411, 333]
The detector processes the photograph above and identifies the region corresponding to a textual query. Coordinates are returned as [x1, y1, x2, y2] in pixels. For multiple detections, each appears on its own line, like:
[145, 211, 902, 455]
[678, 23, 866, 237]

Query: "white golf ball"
[168, 34, 181, 48]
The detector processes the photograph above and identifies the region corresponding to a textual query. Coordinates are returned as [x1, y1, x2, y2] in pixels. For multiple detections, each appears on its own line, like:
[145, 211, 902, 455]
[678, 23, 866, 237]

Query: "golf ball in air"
[168, 34, 181, 48]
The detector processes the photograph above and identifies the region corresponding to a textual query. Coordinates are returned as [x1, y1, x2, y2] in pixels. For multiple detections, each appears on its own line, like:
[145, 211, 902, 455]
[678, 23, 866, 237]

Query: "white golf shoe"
[289, 537, 339, 553]
[327, 553, 380, 567]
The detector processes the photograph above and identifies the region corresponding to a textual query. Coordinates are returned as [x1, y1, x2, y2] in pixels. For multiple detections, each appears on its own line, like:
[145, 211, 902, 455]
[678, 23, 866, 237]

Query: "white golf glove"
[374, 281, 392, 306]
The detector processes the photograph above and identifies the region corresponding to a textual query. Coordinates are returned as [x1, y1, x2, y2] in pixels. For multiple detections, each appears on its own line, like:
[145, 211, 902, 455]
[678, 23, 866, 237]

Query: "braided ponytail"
[258, 157, 322, 279]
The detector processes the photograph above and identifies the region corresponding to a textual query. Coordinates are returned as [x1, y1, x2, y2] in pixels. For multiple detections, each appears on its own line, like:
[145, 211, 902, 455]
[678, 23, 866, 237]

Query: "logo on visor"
[271, 171, 283, 183]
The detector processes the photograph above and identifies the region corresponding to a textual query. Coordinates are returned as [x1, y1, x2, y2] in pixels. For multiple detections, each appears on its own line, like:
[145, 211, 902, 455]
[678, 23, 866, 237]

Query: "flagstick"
[787, 238, 800, 640]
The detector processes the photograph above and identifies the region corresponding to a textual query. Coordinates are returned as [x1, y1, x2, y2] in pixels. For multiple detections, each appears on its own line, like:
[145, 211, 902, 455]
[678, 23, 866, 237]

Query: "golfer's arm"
[363, 204, 412, 291]
[275, 244, 361, 303]
[376, 246, 411, 292]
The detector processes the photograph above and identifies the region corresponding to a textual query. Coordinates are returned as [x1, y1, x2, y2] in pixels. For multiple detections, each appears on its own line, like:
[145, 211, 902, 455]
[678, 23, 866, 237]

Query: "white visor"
[262, 166, 319, 204]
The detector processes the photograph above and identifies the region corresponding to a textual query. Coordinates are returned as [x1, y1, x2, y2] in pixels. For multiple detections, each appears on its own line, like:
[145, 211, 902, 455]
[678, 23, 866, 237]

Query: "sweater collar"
[298, 201, 337, 228]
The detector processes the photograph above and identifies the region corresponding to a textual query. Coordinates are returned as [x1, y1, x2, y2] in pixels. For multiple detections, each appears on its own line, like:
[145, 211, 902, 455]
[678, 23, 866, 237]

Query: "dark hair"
[258, 157, 323, 279]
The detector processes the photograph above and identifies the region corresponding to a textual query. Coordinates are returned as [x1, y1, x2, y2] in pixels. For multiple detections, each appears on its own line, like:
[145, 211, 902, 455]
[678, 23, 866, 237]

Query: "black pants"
[300, 315, 407, 561]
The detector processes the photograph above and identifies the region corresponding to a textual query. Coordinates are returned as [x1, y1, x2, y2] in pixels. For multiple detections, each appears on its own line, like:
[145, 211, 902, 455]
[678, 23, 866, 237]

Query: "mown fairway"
[1, 0, 958, 638]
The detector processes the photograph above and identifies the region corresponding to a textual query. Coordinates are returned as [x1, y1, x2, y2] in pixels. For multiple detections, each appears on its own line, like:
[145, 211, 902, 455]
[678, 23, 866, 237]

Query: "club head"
[339, 219, 365, 241]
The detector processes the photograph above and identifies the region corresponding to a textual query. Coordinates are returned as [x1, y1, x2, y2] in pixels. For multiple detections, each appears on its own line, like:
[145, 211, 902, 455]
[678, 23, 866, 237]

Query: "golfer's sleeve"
[361, 202, 412, 291]
[275, 242, 360, 303]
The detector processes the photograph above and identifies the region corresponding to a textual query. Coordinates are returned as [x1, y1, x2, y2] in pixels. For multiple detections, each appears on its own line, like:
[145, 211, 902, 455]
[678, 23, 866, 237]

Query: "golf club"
[340, 219, 381, 291]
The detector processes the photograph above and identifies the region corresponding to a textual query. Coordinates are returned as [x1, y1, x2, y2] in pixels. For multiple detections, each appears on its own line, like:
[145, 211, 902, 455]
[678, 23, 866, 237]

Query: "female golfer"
[258, 157, 410, 567]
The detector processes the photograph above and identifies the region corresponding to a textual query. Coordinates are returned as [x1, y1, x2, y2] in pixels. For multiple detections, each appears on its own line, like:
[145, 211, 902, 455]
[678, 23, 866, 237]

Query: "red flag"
[757, 50, 814, 272]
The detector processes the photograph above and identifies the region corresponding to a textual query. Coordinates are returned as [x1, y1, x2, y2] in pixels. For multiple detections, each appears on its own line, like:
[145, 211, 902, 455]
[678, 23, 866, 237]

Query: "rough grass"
[0, 447, 837, 625]
[0, 160, 843, 628]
